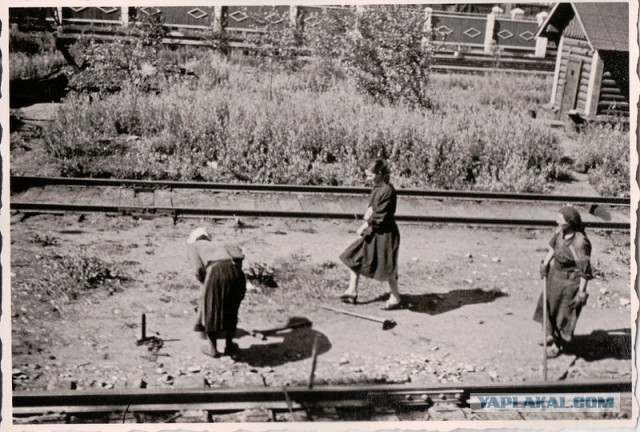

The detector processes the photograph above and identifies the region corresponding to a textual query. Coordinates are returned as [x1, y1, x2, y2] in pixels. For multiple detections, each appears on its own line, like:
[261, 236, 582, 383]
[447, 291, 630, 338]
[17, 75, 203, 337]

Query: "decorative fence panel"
[62, 7, 122, 24]
[226, 5, 290, 31]
[431, 13, 488, 48]
[156, 7, 215, 29]
[494, 18, 539, 50]
[14, 5, 550, 58]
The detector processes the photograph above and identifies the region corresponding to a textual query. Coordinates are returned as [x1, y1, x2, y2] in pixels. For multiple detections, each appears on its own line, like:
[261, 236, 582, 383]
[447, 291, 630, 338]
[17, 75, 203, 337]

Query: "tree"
[244, 7, 307, 100]
[308, 5, 434, 110]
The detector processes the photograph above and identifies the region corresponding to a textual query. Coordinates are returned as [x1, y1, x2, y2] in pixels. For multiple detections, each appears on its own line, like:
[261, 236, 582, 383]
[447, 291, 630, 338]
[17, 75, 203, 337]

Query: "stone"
[491, 257, 501, 263]
[187, 366, 201, 374]
[619, 298, 630, 307]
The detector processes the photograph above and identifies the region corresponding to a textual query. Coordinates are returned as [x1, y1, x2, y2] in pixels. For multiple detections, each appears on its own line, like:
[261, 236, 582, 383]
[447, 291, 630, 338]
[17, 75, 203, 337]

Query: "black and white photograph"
[2, 1, 637, 429]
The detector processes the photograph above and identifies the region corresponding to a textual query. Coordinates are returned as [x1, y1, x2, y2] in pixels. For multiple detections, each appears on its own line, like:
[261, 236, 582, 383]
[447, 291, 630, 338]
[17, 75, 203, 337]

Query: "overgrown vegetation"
[41, 54, 561, 192]
[29, 254, 130, 302]
[12, 5, 630, 195]
[9, 27, 66, 79]
[573, 122, 630, 196]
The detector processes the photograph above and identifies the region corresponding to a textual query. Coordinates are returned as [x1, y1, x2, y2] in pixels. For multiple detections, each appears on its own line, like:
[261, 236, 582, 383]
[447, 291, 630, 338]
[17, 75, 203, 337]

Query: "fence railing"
[13, 5, 551, 58]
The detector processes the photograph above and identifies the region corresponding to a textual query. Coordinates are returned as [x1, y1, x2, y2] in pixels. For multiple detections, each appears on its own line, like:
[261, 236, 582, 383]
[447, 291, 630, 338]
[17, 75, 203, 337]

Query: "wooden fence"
[12, 5, 552, 58]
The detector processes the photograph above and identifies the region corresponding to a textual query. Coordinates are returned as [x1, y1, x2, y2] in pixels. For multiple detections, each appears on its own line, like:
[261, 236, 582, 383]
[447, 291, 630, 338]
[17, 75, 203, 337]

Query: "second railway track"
[9, 176, 631, 231]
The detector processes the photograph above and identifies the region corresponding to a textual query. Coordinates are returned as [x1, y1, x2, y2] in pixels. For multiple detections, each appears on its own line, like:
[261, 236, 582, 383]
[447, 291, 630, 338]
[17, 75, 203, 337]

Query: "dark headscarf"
[559, 206, 586, 234]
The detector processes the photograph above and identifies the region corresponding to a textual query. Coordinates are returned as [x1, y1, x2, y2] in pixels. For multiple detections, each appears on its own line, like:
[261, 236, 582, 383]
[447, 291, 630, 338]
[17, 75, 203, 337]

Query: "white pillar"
[535, 36, 548, 58]
[289, 5, 298, 27]
[484, 9, 498, 53]
[121, 7, 129, 27]
[56, 7, 63, 24]
[536, 11, 549, 26]
[213, 6, 223, 32]
[534, 11, 549, 57]
[510, 8, 524, 20]
[423, 6, 433, 33]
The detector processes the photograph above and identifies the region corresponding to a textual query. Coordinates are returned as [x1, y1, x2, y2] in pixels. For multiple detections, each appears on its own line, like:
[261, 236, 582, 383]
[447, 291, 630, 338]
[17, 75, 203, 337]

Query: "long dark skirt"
[197, 260, 246, 334]
[339, 228, 400, 281]
[533, 266, 582, 344]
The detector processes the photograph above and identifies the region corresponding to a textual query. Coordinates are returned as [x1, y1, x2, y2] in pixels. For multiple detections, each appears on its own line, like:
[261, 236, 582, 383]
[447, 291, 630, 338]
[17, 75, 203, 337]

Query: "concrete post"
[289, 5, 298, 27]
[534, 11, 549, 58]
[483, 9, 497, 53]
[423, 6, 433, 33]
[536, 11, 549, 26]
[121, 7, 129, 27]
[510, 8, 524, 20]
[56, 7, 63, 25]
[213, 6, 223, 32]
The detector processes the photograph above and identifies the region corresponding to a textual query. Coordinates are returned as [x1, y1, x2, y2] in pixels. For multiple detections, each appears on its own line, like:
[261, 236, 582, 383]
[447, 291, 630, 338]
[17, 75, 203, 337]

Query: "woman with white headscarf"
[187, 227, 246, 358]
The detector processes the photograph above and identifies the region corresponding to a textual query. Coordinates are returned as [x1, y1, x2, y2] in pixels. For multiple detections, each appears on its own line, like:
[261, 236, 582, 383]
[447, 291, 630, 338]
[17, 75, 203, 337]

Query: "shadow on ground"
[232, 318, 331, 367]
[565, 328, 632, 361]
[401, 288, 508, 315]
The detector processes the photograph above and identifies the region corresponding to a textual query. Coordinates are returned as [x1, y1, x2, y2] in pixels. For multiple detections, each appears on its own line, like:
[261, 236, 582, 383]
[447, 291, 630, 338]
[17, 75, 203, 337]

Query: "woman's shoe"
[339, 293, 358, 305]
[224, 342, 239, 356]
[381, 300, 402, 311]
[546, 344, 561, 358]
[201, 347, 221, 359]
[538, 336, 555, 347]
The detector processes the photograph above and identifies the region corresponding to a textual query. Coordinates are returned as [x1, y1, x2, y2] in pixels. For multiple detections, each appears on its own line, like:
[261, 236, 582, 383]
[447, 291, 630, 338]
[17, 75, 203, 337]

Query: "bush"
[307, 5, 433, 109]
[573, 122, 629, 196]
[42, 71, 562, 192]
[10, 51, 67, 80]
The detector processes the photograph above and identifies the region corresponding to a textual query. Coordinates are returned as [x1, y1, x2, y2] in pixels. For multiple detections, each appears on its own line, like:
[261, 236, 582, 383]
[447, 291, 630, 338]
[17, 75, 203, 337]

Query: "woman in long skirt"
[534, 206, 592, 358]
[339, 158, 402, 310]
[187, 227, 246, 358]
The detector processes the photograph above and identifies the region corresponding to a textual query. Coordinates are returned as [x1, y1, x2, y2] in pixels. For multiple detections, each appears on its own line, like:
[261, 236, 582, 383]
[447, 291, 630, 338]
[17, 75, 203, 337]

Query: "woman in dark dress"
[187, 227, 246, 358]
[534, 206, 592, 358]
[339, 159, 402, 310]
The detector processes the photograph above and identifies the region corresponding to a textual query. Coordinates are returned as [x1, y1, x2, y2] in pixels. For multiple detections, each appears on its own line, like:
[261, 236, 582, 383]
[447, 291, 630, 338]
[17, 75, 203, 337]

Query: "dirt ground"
[7, 104, 635, 422]
[9, 210, 633, 420]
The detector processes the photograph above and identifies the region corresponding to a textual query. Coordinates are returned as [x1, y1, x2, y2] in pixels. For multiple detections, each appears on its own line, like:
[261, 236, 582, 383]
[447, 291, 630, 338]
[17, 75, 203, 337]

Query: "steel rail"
[9, 202, 630, 231]
[10, 176, 630, 206]
[13, 380, 631, 417]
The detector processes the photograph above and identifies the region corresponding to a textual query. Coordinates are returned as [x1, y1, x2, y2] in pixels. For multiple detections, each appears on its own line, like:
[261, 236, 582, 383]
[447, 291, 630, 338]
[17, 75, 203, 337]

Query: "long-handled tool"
[321, 305, 396, 330]
[542, 277, 548, 381]
[251, 317, 312, 340]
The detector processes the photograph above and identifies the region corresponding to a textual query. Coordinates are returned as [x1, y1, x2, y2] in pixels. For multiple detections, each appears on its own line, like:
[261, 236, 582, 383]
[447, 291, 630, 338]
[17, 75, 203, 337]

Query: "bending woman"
[339, 158, 402, 310]
[187, 227, 246, 358]
[534, 206, 592, 358]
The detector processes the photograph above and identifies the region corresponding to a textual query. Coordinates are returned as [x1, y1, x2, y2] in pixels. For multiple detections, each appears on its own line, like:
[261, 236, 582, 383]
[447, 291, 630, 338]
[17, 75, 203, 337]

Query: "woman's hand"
[364, 206, 373, 222]
[357, 222, 369, 236]
[539, 261, 549, 279]
[569, 291, 588, 309]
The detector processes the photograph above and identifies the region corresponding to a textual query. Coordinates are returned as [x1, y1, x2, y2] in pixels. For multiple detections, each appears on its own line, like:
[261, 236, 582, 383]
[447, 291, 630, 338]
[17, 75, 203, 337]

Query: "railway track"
[13, 379, 631, 423]
[10, 176, 631, 231]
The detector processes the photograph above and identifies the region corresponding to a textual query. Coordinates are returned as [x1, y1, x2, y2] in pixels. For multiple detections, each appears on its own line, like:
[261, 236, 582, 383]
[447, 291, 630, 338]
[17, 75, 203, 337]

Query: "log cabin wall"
[596, 51, 629, 117]
[553, 14, 594, 119]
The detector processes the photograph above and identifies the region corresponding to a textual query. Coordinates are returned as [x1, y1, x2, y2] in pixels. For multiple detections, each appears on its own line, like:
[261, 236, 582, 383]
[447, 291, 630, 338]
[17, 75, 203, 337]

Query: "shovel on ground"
[251, 317, 313, 340]
[321, 305, 396, 330]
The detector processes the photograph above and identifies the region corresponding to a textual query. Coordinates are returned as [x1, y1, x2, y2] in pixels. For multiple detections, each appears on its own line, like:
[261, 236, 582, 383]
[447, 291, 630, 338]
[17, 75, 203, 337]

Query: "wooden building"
[536, 2, 629, 121]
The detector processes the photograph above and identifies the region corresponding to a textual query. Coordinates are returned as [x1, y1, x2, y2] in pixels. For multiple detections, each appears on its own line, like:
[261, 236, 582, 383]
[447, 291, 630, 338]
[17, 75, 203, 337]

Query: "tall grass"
[573, 122, 630, 196]
[42, 53, 564, 192]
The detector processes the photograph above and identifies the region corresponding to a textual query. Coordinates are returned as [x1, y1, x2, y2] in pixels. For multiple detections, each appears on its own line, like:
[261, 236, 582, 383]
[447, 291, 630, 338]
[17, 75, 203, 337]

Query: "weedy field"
[9, 16, 630, 196]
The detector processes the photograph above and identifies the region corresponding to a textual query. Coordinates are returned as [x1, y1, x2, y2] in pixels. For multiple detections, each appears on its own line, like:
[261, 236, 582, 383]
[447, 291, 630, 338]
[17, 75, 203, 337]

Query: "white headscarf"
[187, 227, 211, 245]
